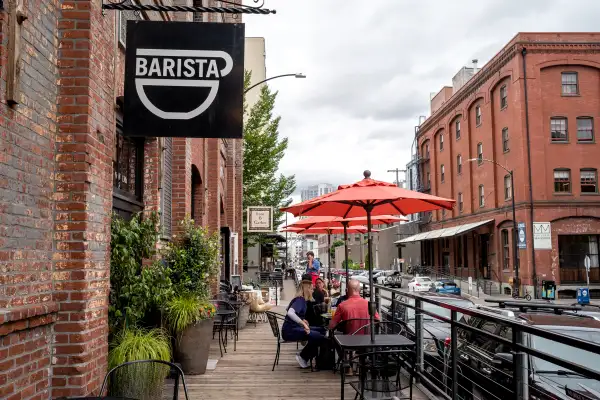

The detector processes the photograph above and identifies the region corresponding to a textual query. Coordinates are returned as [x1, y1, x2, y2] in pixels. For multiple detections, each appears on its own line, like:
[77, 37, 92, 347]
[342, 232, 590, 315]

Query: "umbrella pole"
[343, 222, 349, 292]
[366, 206, 375, 344]
[327, 230, 332, 294]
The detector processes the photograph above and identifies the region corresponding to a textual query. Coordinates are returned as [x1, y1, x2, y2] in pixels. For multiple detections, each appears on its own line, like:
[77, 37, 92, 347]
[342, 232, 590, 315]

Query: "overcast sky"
[244, 0, 600, 205]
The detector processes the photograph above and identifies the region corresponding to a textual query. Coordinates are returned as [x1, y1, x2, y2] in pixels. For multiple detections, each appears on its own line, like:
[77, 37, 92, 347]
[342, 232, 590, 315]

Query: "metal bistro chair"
[350, 321, 415, 400]
[98, 359, 189, 400]
[266, 311, 314, 371]
[211, 299, 238, 356]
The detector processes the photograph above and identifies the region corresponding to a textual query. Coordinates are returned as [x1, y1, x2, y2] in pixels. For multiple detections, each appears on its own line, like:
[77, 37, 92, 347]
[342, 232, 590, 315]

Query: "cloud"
[244, 0, 600, 205]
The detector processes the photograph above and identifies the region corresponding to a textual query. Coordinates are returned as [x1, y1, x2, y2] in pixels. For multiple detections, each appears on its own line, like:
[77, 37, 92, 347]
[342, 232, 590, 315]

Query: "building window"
[441, 164, 445, 182]
[477, 142, 483, 164]
[504, 174, 512, 200]
[426, 172, 431, 188]
[439, 133, 444, 151]
[455, 119, 461, 140]
[458, 192, 463, 213]
[479, 184, 485, 207]
[441, 209, 446, 220]
[112, 125, 144, 220]
[457, 154, 462, 175]
[500, 85, 507, 109]
[581, 169, 598, 193]
[551, 117, 568, 142]
[561, 72, 578, 95]
[425, 143, 430, 158]
[475, 105, 482, 126]
[501, 229, 510, 270]
[553, 169, 571, 193]
[577, 117, 594, 142]
[161, 137, 173, 238]
[502, 127, 509, 152]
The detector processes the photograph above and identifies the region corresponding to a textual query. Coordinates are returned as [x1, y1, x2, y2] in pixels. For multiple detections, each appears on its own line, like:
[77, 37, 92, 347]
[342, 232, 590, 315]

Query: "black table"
[333, 334, 416, 400]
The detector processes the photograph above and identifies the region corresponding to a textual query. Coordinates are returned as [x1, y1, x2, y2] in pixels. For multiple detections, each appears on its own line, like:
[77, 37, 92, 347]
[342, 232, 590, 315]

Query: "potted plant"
[108, 327, 172, 400]
[166, 295, 216, 374]
[163, 217, 221, 374]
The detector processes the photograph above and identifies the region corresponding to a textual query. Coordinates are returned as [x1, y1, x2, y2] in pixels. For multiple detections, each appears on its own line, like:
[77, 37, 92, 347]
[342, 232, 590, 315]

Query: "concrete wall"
[244, 37, 266, 111]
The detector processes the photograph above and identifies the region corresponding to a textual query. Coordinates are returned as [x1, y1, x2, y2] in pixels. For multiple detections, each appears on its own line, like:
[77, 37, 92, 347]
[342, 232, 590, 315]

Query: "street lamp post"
[467, 158, 521, 296]
[244, 73, 306, 94]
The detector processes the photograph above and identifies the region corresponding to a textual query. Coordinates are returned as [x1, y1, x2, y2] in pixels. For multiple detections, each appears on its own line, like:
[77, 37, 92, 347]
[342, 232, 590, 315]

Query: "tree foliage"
[243, 71, 296, 247]
[330, 239, 345, 260]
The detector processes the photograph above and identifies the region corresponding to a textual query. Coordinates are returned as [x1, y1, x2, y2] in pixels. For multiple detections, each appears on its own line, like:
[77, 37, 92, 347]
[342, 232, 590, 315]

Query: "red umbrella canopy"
[283, 215, 406, 229]
[282, 171, 455, 218]
[282, 225, 378, 234]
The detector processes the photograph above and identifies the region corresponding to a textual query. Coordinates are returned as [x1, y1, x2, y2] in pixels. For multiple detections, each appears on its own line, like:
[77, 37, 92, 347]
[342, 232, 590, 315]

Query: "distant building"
[400, 32, 600, 298]
[301, 183, 335, 202]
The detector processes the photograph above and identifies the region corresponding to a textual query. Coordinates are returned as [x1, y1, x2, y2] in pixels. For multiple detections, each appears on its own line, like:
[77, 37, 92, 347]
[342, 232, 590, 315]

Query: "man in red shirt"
[329, 279, 379, 334]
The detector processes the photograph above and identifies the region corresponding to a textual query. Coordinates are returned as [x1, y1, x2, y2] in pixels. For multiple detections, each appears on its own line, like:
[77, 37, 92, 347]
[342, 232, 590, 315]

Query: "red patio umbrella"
[281, 171, 455, 342]
[283, 215, 406, 288]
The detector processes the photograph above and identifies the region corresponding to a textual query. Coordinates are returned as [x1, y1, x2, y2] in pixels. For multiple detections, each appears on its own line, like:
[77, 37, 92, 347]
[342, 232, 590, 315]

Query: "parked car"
[407, 276, 433, 292]
[385, 271, 403, 288]
[429, 279, 461, 295]
[455, 303, 600, 400]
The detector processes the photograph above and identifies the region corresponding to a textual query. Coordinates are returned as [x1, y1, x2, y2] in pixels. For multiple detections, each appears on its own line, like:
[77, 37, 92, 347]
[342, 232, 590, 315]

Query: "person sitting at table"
[282, 278, 326, 368]
[329, 278, 379, 335]
[305, 278, 330, 326]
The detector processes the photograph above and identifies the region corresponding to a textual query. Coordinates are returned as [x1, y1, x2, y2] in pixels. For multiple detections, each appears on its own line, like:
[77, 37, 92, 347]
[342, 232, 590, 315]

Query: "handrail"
[374, 284, 600, 381]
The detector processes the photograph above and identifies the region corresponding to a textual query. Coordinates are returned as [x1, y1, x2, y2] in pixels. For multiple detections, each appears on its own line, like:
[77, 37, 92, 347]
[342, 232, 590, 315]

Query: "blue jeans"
[283, 326, 326, 361]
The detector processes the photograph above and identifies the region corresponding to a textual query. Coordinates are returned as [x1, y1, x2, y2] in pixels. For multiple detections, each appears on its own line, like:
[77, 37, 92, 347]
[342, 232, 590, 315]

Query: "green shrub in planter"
[166, 295, 216, 335]
[108, 327, 172, 399]
[163, 217, 220, 298]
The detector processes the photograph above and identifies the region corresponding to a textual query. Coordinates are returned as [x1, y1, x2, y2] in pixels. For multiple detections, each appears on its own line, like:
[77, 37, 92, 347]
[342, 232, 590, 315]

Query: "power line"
[387, 168, 406, 187]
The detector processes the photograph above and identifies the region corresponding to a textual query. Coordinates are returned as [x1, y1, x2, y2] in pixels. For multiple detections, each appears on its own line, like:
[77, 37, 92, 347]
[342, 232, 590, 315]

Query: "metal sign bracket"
[101, 0, 275, 15]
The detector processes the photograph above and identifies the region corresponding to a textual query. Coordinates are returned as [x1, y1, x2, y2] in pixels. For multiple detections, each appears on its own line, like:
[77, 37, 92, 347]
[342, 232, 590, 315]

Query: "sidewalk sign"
[577, 287, 590, 305]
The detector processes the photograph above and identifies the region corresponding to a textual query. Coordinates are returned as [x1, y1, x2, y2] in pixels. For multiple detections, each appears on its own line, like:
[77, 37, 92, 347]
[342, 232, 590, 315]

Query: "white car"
[407, 276, 433, 292]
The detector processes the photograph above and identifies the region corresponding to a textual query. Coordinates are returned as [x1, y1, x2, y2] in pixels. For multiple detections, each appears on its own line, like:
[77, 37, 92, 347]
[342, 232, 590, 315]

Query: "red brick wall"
[0, 0, 60, 397]
[419, 33, 600, 286]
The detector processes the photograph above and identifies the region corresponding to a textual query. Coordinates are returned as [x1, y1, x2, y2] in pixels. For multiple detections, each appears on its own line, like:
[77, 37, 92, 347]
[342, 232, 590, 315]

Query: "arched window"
[504, 174, 512, 200]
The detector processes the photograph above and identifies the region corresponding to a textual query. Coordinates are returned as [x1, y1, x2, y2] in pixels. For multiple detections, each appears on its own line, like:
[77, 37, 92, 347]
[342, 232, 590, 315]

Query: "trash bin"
[541, 280, 556, 300]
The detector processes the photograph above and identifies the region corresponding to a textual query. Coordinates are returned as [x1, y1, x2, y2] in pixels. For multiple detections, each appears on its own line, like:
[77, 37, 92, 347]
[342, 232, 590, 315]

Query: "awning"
[395, 219, 494, 244]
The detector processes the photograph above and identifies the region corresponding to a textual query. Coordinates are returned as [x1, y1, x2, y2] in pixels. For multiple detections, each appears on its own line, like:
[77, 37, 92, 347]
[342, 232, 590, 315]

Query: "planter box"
[175, 317, 214, 375]
[237, 304, 250, 330]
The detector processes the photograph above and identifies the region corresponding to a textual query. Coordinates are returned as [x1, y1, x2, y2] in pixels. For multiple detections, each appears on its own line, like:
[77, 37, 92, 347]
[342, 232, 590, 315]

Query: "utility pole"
[387, 168, 406, 188]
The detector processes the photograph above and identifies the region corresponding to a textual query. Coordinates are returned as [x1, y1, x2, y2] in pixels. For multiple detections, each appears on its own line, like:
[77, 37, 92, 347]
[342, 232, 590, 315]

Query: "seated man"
[329, 279, 379, 335]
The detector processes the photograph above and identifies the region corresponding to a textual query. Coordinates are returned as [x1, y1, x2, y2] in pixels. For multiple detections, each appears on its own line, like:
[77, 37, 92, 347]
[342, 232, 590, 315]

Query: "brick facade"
[416, 33, 600, 294]
[0, 1, 243, 398]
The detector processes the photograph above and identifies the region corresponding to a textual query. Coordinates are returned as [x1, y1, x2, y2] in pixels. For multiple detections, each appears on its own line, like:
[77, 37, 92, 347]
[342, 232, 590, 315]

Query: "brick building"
[0, 1, 242, 399]
[401, 33, 600, 297]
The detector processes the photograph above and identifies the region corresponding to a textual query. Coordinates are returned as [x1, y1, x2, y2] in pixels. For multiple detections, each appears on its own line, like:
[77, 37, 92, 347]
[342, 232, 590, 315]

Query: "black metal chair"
[265, 311, 313, 371]
[98, 359, 189, 400]
[211, 299, 238, 356]
[329, 318, 371, 375]
[348, 349, 415, 400]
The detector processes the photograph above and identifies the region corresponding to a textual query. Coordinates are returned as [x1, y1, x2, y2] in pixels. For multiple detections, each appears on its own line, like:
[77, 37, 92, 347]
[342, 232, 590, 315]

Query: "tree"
[243, 71, 296, 248]
[330, 239, 345, 260]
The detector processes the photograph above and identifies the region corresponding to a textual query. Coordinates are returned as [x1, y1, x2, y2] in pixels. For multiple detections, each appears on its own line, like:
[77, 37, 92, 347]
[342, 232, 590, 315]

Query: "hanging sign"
[123, 21, 245, 138]
[517, 222, 527, 249]
[247, 206, 273, 233]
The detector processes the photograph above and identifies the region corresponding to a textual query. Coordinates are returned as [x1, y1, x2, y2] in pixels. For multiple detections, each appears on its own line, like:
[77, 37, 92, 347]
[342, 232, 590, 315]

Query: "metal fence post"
[375, 286, 381, 319]
[415, 297, 424, 377]
[451, 310, 458, 400]
[513, 327, 528, 400]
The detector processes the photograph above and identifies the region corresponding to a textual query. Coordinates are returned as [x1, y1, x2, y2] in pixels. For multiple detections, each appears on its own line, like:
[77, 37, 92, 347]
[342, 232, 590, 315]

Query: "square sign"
[247, 206, 273, 233]
[533, 222, 552, 249]
[123, 21, 245, 138]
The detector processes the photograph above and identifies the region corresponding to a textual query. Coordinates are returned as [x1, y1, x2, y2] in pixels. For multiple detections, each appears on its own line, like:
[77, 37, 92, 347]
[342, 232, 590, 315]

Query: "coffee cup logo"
[134, 49, 233, 120]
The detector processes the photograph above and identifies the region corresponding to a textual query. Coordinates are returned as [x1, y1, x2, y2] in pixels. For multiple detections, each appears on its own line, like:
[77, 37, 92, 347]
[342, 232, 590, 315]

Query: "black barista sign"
[123, 21, 244, 138]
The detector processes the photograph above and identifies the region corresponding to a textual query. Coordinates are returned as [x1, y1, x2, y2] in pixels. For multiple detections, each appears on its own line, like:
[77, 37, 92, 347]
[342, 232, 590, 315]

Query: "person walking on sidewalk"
[305, 251, 321, 286]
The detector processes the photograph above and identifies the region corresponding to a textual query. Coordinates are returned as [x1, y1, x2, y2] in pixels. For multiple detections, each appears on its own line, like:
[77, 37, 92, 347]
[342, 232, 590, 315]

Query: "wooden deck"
[185, 280, 431, 399]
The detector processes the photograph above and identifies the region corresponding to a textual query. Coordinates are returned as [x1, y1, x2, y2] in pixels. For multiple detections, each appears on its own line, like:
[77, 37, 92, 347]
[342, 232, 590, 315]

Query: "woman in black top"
[306, 278, 330, 326]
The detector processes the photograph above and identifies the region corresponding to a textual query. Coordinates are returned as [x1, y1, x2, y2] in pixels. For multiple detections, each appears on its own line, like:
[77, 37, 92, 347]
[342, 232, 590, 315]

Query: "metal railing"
[372, 284, 600, 400]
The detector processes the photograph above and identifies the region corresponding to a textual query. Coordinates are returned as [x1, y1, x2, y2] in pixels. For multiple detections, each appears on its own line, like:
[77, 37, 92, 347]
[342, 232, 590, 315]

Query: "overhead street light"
[244, 73, 306, 94]
[467, 158, 521, 296]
